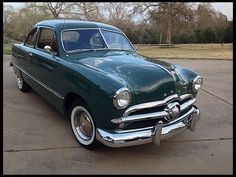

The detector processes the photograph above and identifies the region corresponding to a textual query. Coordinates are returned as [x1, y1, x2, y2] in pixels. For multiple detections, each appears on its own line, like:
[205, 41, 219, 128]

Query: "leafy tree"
[224, 21, 233, 43]
[202, 28, 215, 43]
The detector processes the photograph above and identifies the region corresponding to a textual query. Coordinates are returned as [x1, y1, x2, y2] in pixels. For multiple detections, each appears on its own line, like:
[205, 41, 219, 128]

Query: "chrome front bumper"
[96, 106, 200, 148]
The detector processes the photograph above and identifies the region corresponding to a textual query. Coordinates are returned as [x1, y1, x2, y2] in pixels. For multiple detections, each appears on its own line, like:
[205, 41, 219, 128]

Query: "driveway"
[3, 55, 233, 174]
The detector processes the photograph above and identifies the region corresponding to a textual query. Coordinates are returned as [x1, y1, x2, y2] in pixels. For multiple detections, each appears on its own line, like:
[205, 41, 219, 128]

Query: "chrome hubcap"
[17, 77, 23, 89]
[74, 109, 93, 141]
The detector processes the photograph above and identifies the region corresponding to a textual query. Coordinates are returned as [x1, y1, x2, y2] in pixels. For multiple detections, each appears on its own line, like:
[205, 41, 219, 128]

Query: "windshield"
[62, 29, 107, 52]
[100, 30, 134, 51]
[61, 28, 134, 52]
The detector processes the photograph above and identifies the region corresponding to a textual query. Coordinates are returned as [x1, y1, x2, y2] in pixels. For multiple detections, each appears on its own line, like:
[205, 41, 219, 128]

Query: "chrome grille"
[111, 94, 196, 128]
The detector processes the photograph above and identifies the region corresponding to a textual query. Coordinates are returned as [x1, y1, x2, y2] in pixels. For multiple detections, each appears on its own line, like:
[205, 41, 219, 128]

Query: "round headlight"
[192, 76, 203, 92]
[113, 88, 131, 109]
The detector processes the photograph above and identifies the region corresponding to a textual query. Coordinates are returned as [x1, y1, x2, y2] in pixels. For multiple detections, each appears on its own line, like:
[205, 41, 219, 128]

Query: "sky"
[4, 2, 233, 20]
[211, 2, 233, 20]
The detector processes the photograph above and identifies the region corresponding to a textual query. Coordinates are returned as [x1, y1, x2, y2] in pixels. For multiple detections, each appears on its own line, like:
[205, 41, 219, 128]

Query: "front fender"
[61, 61, 128, 129]
[173, 64, 200, 96]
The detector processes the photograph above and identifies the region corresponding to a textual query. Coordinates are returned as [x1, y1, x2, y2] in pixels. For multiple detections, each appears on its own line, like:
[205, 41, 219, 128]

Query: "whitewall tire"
[70, 101, 99, 149]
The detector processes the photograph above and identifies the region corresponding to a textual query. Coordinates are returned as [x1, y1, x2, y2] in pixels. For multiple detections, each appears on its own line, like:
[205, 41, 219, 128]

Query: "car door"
[29, 27, 59, 105]
[15, 27, 38, 75]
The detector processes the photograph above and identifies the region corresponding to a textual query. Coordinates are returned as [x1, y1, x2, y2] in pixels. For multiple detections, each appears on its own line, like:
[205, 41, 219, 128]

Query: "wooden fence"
[134, 43, 233, 49]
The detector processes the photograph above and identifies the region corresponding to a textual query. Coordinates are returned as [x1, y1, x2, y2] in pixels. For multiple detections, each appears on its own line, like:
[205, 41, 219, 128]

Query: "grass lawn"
[135, 43, 233, 60]
[3, 47, 12, 55]
[3, 43, 233, 60]
[3, 40, 22, 55]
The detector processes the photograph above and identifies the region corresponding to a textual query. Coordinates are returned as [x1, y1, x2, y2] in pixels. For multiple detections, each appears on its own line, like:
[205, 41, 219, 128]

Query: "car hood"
[69, 50, 191, 103]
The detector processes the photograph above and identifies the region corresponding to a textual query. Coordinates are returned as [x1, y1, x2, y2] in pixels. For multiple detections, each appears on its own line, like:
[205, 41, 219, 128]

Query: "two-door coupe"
[11, 20, 203, 148]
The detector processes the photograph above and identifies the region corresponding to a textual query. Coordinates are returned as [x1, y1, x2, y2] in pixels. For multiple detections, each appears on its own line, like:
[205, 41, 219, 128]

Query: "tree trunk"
[165, 3, 172, 44]
[53, 13, 59, 19]
[159, 31, 162, 43]
[166, 15, 172, 43]
[166, 20, 172, 44]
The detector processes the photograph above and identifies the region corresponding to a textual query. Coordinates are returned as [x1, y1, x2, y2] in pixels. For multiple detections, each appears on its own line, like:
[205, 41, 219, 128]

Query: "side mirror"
[44, 45, 52, 54]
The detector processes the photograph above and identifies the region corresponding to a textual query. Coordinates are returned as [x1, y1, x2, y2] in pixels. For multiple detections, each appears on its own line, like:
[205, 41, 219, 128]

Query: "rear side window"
[25, 28, 38, 47]
[37, 28, 57, 53]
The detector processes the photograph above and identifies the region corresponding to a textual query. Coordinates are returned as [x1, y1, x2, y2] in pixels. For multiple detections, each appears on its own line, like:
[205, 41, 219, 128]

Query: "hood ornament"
[170, 68, 186, 85]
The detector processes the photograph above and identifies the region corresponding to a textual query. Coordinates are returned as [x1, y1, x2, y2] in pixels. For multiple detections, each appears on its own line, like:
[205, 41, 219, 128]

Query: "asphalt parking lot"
[3, 55, 233, 174]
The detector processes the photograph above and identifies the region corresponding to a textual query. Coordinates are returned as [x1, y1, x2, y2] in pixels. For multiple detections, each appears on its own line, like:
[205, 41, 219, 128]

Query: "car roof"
[34, 19, 122, 33]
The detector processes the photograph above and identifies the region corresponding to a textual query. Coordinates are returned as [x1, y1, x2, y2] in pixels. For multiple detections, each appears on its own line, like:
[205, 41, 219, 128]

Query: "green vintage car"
[11, 20, 203, 148]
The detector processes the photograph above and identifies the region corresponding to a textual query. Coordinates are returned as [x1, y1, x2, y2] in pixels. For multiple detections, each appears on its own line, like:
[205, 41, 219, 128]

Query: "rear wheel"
[70, 100, 100, 149]
[16, 75, 30, 92]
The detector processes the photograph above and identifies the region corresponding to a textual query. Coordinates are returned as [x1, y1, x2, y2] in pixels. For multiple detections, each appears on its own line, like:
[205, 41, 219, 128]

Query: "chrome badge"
[165, 102, 181, 121]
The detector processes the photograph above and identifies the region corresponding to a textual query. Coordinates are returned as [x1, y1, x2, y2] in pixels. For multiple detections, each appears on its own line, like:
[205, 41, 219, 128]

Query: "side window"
[37, 28, 57, 53]
[25, 28, 38, 47]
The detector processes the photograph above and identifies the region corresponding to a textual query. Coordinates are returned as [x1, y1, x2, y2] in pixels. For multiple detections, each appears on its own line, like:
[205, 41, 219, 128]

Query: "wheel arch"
[64, 92, 89, 116]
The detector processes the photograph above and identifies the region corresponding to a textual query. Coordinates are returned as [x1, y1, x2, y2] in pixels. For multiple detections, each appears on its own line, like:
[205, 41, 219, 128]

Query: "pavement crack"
[201, 88, 232, 106]
[4, 138, 232, 153]
[165, 137, 233, 143]
[4, 146, 82, 153]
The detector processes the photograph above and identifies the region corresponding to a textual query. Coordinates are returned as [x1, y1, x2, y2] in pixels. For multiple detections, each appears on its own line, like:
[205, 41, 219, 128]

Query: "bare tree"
[135, 2, 194, 43]
[102, 3, 134, 28]
[3, 4, 14, 23]
[72, 2, 101, 21]
[46, 2, 74, 19]
[77, 2, 100, 21]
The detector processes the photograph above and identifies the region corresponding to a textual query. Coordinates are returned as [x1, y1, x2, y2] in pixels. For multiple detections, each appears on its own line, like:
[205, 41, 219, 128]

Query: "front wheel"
[70, 100, 100, 149]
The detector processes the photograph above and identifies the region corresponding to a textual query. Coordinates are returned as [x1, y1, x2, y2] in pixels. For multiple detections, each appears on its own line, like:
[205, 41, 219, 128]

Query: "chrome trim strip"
[157, 65, 172, 74]
[115, 126, 153, 134]
[112, 111, 168, 124]
[99, 28, 109, 48]
[96, 128, 153, 147]
[165, 94, 179, 102]
[14, 64, 64, 99]
[123, 100, 166, 117]
[179, 94, 192, 101]
[96, 106, 200, 147]
[180, 98, 196, 111]
[123, 94, 179, 117]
